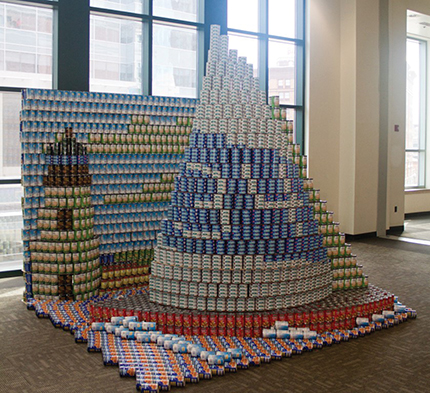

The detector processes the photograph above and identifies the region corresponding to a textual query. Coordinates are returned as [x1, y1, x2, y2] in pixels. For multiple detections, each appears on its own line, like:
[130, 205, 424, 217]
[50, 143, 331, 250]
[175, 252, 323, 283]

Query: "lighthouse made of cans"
[30, 127, 101, 301]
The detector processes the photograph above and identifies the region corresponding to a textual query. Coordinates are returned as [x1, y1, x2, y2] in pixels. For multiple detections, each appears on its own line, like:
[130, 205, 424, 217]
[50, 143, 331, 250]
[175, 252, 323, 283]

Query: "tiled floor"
[0, 236, 429, 393]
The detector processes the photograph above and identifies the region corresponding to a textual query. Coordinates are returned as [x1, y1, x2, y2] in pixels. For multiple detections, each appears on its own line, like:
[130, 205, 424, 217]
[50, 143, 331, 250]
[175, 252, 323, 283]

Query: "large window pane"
[405, 152, 420, 188]
[153, 0, 201, 23]
[90, 0, 144, 14]
[152, 22, 197, 98]
[228, 0, 259, 32]
[269, 0, 296, 38]
[406, 39, 424, 150]
[228, 32, 258, 77]
[0, 92, 21, 178]
[0, 3, 52, 88]
[269, 39, 296, 105]
[0, 184, 23, 270]
[90, 14, 142, 94]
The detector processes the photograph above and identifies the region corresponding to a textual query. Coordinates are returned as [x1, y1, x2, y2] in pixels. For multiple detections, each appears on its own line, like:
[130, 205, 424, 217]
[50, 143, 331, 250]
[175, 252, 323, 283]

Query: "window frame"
[0, 0, 56, 186]
[89, 0, 205, 97]
[226, 0, 306, 152]
[405, 36, 427, 189]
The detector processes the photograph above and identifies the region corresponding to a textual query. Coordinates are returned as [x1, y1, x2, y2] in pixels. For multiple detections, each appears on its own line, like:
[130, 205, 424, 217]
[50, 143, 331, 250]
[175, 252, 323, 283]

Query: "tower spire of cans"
[149, 25, 332, 312]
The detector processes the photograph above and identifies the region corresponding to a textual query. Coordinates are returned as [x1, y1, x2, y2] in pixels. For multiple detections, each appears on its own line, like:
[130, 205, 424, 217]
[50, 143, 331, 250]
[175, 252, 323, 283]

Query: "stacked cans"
[20, 88, 198, 300]
[150, 26, 333, 313]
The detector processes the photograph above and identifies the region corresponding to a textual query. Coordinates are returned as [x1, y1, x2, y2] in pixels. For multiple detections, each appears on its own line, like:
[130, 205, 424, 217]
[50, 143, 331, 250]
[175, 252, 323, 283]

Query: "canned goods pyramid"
[149, 25, 333, 312]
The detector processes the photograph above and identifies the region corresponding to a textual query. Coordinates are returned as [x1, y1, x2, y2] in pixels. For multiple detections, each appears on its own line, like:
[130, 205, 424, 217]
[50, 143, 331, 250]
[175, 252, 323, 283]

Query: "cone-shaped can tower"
[149, 25, 332, 312]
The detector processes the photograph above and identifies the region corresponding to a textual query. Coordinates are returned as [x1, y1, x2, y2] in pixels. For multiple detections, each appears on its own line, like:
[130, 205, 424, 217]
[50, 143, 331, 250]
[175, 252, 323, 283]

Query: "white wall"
[306, 0, 341, 223]
[307, 0, 430, 235]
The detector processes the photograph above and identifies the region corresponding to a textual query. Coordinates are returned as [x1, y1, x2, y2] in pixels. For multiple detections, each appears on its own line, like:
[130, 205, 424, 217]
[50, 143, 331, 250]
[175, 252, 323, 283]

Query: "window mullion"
[258, 0, 268, 94]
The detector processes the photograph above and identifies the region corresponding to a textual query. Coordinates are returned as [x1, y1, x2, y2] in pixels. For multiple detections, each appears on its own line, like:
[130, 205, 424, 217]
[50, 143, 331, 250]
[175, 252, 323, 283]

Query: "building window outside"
[227, 0, 305, 144]
[0, 1, 54, 269]
[405, 37, 427, 188]
[90, 0, 203, 96]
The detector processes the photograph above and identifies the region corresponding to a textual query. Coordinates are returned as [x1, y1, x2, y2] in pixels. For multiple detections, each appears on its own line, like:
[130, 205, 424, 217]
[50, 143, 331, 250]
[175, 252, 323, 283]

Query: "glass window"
[90, 14, 142, 94]
[0, 3, 53, 88]
[90, 0, 144, 14]
[153, 0, 201, 23]
[405, 37, 426, 188]
[228, 0, 259, 32]
[152, 22, 197, 98]
[0, 184, 23, 270]
[269, 39, 295, 105]
[228, 32, 259, 78]
[0, 92, 22, 178]
[268, 0, 296, 38]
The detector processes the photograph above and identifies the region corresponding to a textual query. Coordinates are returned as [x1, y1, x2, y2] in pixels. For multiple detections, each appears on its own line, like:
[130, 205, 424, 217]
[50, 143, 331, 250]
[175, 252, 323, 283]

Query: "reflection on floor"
[387, 213, 430, 246]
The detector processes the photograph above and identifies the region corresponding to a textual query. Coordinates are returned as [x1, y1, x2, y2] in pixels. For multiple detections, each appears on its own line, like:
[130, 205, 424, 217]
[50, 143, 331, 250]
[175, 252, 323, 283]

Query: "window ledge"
[405, 188, 430, 194]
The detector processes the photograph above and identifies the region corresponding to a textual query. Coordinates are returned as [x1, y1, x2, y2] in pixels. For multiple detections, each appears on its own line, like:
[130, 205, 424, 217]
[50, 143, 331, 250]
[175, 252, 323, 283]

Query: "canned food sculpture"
[31, 127, 101, 300]
[149, 25, 333, 312]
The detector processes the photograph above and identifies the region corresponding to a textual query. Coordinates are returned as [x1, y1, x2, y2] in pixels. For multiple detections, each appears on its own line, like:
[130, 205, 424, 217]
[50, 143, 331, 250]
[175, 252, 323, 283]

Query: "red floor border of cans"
[90, 285, 395, 336]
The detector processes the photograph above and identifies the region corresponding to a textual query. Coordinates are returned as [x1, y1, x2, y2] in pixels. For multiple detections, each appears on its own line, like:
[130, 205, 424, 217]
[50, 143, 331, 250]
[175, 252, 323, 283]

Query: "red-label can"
[363, 303, 369, 315]
[324, 321, 332, 331]
[244, 327, 253, 337]
[269, 313, 279, 327]
[149, 311, 158, 323]
[136, 310, 142, 321]
[262, 313, 271, 328]
[192, 326, 201, 336]
[166, 325, 175, 334]
[253, 313, 261, 328]
[201, 314, 209, 328]
[253, 327, 262, 337]
[209, 327, 218, 336]
[236, 327, 244, 337]
[226, 327, 235, 337]
[338, 319, 345, 329]
[310, 309, 318, 325]
[294, 311, 303, 326]
[287, 313, 295, 326]
[309, 323, 317, 331]
[278, 313, 287, 322]
[317, 310, 325, 323]
[166, 312, 175, 326]
[324, 309, 332, 323]
[244, 313, 253, 328]
[331, 320, 339, 330]
[218, 327, 226, 336]
[218, 313, 227, 328]
[226, 314, 235, 329]
[184, 327, 192, 336]
[175, 313, 183, 327]
[339, 307, 346, 321]
[317, 322, 325, 333]
[347, 318, 354, 329]
[183, 313, 192, 328]
[192, 313, 201, 328]
[209, 313, 218, 328]
[356, 304, 363, 317]
[174, 325, 183, 335]
[126, 308, 134, 317]
[157, 312, 166, 327]
[350, 305, 357, 319]
[332, 309, 339, 322]
[201, 327, 209, 336]
[302, 310, 310, 326]
[236, 313, 244, 328]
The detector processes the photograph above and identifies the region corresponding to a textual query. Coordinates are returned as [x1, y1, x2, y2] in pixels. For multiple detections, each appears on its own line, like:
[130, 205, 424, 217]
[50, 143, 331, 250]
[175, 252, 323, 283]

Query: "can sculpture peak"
[149, 25, 333, 313]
